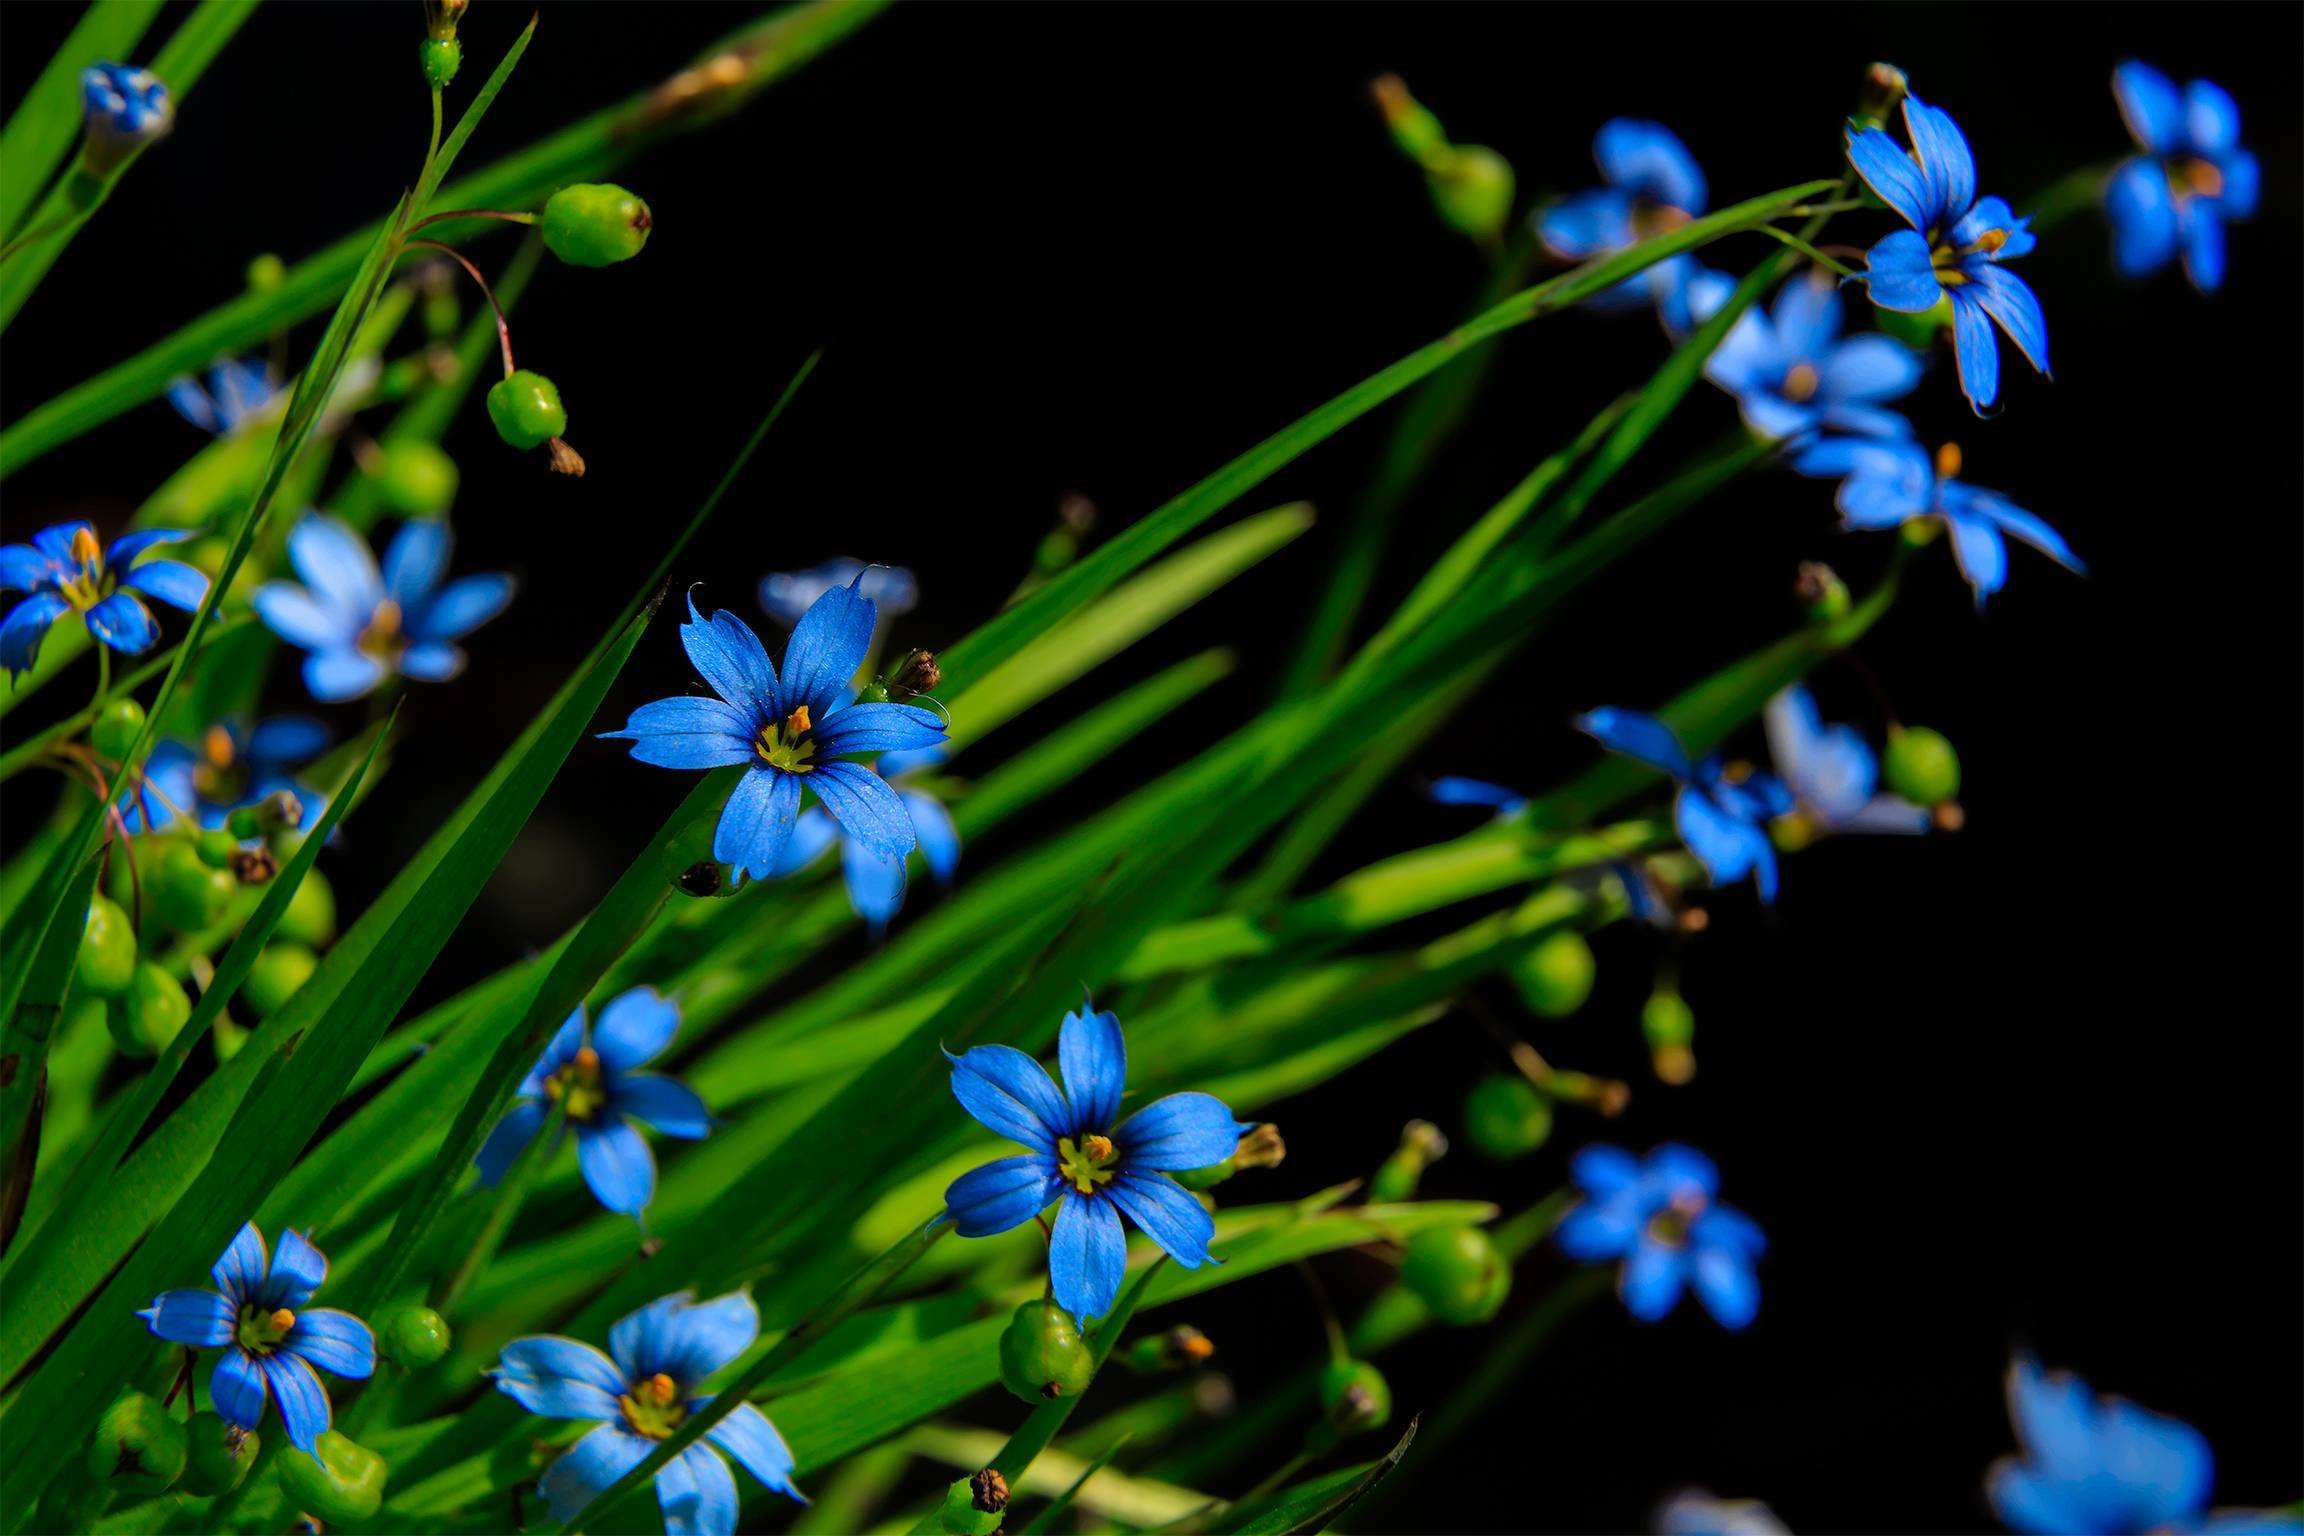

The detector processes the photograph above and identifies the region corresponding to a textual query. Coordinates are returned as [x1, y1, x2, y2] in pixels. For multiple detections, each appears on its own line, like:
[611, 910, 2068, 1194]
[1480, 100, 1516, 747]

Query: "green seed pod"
[76, 894, 138, 998]
[180, 1412, 259, 1497]
[379, 1305, 453, 1368]
[1884, 726, 1961, 806]
[277, 1430, 388, 1526]
[246, 252, 288, 294]
[1508, 929, 1596, 1019]
[195, 828, 241, 870]
[372, 440, 460, 518]
[276, 868, 337, 948]
[109, 962, 191, 1059]
[1462, 1073, 1553, 1161]
[1642, 989, 1697, 1086]
[541, 183, 654, 267]
[419, 35, 462, 90]
[243, 944, 319, 1019]
[1429, 145, 1515, 245]
[1318, 1359, 1393, 1436]
[1399, 1224, 1511, 1326]
[152, 841, 235, 933]
[86, 1392, 187, 1492]
[486, 370, 567, 451]
[939, 1470, 1008, 1536]
[997, 1298, 1094, 1405]
[89, 698, 146, 761]
[1368, 1119, 1447, 1203]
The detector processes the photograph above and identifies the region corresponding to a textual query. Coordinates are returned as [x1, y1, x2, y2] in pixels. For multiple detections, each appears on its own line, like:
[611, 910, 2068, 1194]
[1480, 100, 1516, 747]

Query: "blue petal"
[412, 573, 514, 643]
[1832, 442, 1934, 529]
[285, 515, 382, 619]
[575, 1118, 657, 1215]
[1619, 1239, 1690, 1322]
[809, 701, 947, 756]
[103, 528, 196, 567]
[252, 584, 349, 651]
[840, 839, 907, 934]
[284, 1309, 375, 1379]
[808, 759, 917, 861]
[1736, 390, 1819, 444]
[303, 647, 386, 703]
[382, 518, 450, 608]
[31, 522, 89, 565]
[2185, 78, 2242, 157]
[681, 596, 781, 719]
[1594, 119, 1705, 212]
[1574, 706, 1693, 781]
[540, 1423, 654, 1525]
[1108, 1171, 1217, 1268]
[1677, 784, 1766, 892]
[1556, 1193, 1644, 1262]
[1901, 94, 1976, 226]
[1942, 508, 2010, 605]
[1818, 334, 1923, 404]
[1645, 1143, 1720, 1201]
[210, 1347, 269, 1432]
[1693, 1203, 1766, 1255]
[1971, 266, 2049, 378]
[1533, 187, 1635, 261]
[1988, 1460, 2085, 1536]
[657, 1440, 740, 1536]
[1845, 126, 1933, 230]
[1768, 269, 1840, 361]
[260, 1352, 333, 1454]
[0, 544, 57, 593]
[474, 1101, 549, 1185]
[608, 1293, 686, 1384]
[1954, 195, 2035, 258]
[1425, 776, 1528, 814]
[945, 1044, 1068, 1153]
[2180, 201, 2227, 293]
[0, 592, 67, 674]
[1057, 1006, 1127, 1136]
[492, 1335, 625, 1421]
[1691, 1245, 1759, 1330]
[212, 1222, 269, 1302]
[764, 807, 840, 878]
[1570, 1143, 1642, 1197]
[261, 1227, 329, 1309]
[84, 590, 159, 653]
[1948, 290, 2002, 413]
[1964, 488, 2085, 575]
[1817, 401, 1915, 439]
[944, 1153, 1062, 1237]
[613, 1074, 712, 1140]
[593, 987, 681, 1072]
[139, 1288, 235, 1348]
[168, 375, 220, 432]
[535, 1008, 587, 1082]
[1114, 1091, 1247, 1171]
[778, 575, 877, 716]
[599, 696, 758, 770]
[1858, 230, 1944, 313]
[904, 789, 961, 884]
[2096, 1399, 2214, 1528]
[2006, 1358, 2102, 1485]
[648, 1291, 760, 1387]
[713, 767, 803, 880]
[2217, 147, 2260, 220]
[702, 1401, 802, 1501]
[2113, 61, 2184, 154]
[1048, 1192, 1128, 1330]
[247, 715, 329, 767]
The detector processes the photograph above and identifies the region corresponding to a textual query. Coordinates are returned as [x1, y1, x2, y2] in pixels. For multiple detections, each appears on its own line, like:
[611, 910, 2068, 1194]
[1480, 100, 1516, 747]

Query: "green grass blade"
[1218, 1417, 1418, 1535]
[0, 851, 99, 1252]
[416, 11, 536, 207]
[0, 0, 163, 238]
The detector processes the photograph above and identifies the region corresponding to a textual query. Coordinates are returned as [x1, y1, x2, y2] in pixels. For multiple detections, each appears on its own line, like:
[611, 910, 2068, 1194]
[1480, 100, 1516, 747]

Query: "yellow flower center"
[1935, 442, 1962, 481]
[1643, 1190, 1708, 1250]
[1782, 362, 1820, 403]
[357, 598, 404, 658]
[619, 1372, 688, 1439]
[543, 1045, 608, 1121]
[56, 529, 109, 611]
[236, 1304, 296, 1354]
[2172, 155, 2224, 200]
[1057, 1134, 1117, 1195]
[755, 704, 818, 773]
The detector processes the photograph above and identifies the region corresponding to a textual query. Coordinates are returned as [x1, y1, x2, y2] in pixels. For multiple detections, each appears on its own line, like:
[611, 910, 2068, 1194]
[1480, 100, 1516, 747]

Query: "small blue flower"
[1791, 438, 2083, 607]
[1, 520, 208, 678]
[1534, 119, 1708, 314]
[1555, 1143, 1763, 1329]
[1657, 1489, 1790, 1536]
[764, 742, 958, 934]
[1701, 270, 1923, 443]
[167, 357, 279, 437]
[252, 514, 514, 702]
[943, 1003, 1249, 1328]
[1423, 776, 1528, 817]
[2106, 63, 2258, 294]
[1574, 707, 1792, 903]
[757, 558, 918, 630]
[601, 579, 948, 881]
[491, 1289, 801, 1536]
[1846, 93, 2048, 414]
[81, 62, 170, 154]
[137, 1223, 375, 1455]
[135, 715, 330, 837]
[1989, 1358, 2303, 1535]
[475, 988, 709, 1219]
[1763, 686, 1929, 838]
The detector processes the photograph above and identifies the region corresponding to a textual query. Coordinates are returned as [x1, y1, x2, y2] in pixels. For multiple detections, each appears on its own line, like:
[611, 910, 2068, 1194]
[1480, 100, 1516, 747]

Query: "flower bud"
[87, 1392, 187, 1491]
[196, 828, 240, 870]
[1462, 1073, 1553, 1161]
[1428, 145, 1516, 245]
[181, 1413, 259, 1497]
[80, 64, 171, 176]
[89, 698, 146, 761]
[1793, 561, 1851, 624]
[1368, 1119, 1448, 1203]
[1883, 726, 1960, 806]
[379, 1305, 453, 1367]
[1318, 1359, 1393, 1436]
[109, 962, 191, 1059]
[1856, 62, 1910, 128]
[420, 36, 463, 90]
[1507, 929, 1596, 1018]
[1124, 1324, 1215, 1375]
[940, 1470, 1007, 1536]
[1174, 1123, 1284, 1190]
[1371, 74, 1447, 165]
[247, 253, 288, 294]
[244, 944, 319, 1018]
[153, 841, 235, 932]
[277, 1431, 388, 1526]
[486, 370, 567, 451]
[372, 441, 460, 518]
[542, 183, 654, 267]
[423, 0, 468, 40]
[1642, 988, 1696, 1086]
[1399, 1224, 1511, 1326]
[887, 648, 942, 703]
[77, 894, 138, 998]
[998, 1298, 1094, 1404]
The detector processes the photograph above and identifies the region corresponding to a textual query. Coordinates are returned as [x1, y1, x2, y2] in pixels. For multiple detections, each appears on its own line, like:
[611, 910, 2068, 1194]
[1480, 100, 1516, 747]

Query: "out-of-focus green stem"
[0, 1, 165, 238]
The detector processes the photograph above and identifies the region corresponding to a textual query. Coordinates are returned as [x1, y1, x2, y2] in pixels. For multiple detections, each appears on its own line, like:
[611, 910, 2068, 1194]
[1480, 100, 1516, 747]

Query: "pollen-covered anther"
[1082, 1133, 1113, 1161]
[1782, 362, 1821, 403]
[644, 1372, 677, 1406]
[70, 527, 103, 566]
[1935, 442, 1963, 480]
[785, 705, 812, 736]
[574, 1046, 601, 1075]
[358, 598, 404, 656]
[2176, 157, 2225, 198]
[203, 725, 235, 769]
[269, 1309, 296, 1333]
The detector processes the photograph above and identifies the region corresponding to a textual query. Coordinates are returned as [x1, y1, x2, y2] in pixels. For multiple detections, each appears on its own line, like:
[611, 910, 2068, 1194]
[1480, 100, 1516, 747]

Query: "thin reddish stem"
[409, 238, 515, 378]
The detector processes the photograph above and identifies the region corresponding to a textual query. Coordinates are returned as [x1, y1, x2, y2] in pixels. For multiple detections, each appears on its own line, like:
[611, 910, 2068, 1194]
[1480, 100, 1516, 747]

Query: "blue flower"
[600, 579, 947, 881]
[1423, 776, 1528, 817]
[81, 62, 170, 154]
[757, 558, 918, 630]
[1701, 270, 1922, 443]
[475, 988, 709, 1219]
[1989, 1358, 2303, 1535]
[1555, 1143, 1763, 1329]
[167, 357, 279, 437]
[1574, 707, 1792, 903]
[763, 741, 958, 934]
[943, 1003, 1249, 1328]
[1762, 686, 1929, 838]
[491, 1289, 801, 1536]
[1534, 120, 1708, 314]
[1792, 437, 2083, 607]
[2106, 63, 2258, 293]
[133, 716, 331, 836]
[1, 520, 208, 678]
[1846, 93, 2048, 414]
[253, 514, 514, 702]
[137, 1223, 375, 1455]
[1657, 1489, 1790, 1536]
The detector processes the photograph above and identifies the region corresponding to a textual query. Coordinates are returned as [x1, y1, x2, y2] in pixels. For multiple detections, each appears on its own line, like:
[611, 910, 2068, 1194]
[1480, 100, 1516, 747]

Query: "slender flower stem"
[408, 207, 539, 235]
[408, 238, 514, 378]
[425, 87, 443, 180]
[2020, 159, 2113, 234]
[1747, 222, 1860, 278]
[90, 646, 109, 717]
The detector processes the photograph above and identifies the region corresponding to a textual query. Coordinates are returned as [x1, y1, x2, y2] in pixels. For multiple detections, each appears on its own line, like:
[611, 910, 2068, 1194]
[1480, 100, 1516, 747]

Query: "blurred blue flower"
[758, 557, 917, 629]
[1423, 776, 1528, 818]
[1701, 270, 1922, 442]
[943, 1003, 1248, 1328]
[1792, 438, 2082, 607]
[1989, 1358, 2303, 1535]
[1657, 1489, 1790, 1536]
[601, 579, 947, 881]
[1575, 707, 1792, 902]
[1, 520, 207, 678]
[253, 515, 513, 702]
[491, 1289, 800, 1535]
[1534, 120, 1708, 314]
[1845, 93, 2047, 414]
[137, 1223, 375, 1455]
[1556, 1143, 1763, 1329]
[167, 357, 279, 437]
[134, 716, 330, 836]
[1763, 686, 1929, 838]
[764, 740, 958, 934]
[81, 62, 170, 154]
[2106, 63, 2258, 293]
[475, 988, 709, 1219]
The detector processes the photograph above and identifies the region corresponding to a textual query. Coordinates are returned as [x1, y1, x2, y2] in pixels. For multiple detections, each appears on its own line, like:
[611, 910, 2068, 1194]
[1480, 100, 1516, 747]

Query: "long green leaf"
[1218, 1418, 1418, 1535]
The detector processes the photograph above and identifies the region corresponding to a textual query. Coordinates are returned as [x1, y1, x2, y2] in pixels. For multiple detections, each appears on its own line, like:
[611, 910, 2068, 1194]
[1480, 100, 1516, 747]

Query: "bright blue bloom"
[1556, 1143, 1763, 1329]
[1701, 269, 1923, 442]
[1989, 1358, 2304, 1535]
[475, 988, 709, 1219]
[601, 579, 947, 881]
[2106, 63, 2258, 293]
[491, 1289, 801, 1535]
[764, 741, 958, 934]
[81, 62, 170, 146]
[1534, 120, 1707, 314]
[167, 357, 279, 436]
[1846, 93, 2048, 415]
[253, 514, 513, 702]
[758, 557, 918, 629]
[1763, 686, 1929, 837]
[943, 1003, 1249, 1328]
[133, 716, 330, 836]
[1575, 707, 1791, 903]
[137, 1222, 375, 1455]
[1792, 437, 2083, 607]
[1, 520, 207, 679]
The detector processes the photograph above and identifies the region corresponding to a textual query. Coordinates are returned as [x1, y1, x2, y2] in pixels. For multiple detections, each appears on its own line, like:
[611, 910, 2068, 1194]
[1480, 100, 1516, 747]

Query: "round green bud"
[541, 183, 654, 268]
[997, 1298, 1093, 1405]
[243, 944, 319, 1019]
[1430, 145, 1515, 244]
[939, 1471, 1008, 1536]
[1318, 1359, 1393, 1436]
[109, 962, 191, 1059]
[153, 841, 235, 933]
[87, 1392, 186, 1492]
[379, 1305, 452, 1368]
[246, 252, 287, 294]
[195, 828, 241, 870]
[1462, 1073, 1553, 1161]
[89, 698, 146, 761]
[77, 894, 139, 998]
[226, 807, 264, 840]
[486, 370, 567, 451]
[373, 440, 460, 518]
[1884, 726, 1961, 806]
[1399, 1224, 1511, 1326]
[277, 1430, 388, 1526]
[276, 869, 337, 948]
[419, 35, 462, 90]
[1508, 929, 1596, 1019]
[1642, 990, 1697, 1086]
[181, 1412, 259, 1497]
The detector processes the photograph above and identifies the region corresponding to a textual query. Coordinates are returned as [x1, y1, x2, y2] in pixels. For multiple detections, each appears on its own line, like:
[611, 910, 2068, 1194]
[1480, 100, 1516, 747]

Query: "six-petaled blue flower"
[764, 740, 959, 933]
[1535, 119, 1708, 314]
[1556, 1143, 1764, 1329]
[167, 357, 279, 437]
[943, 1003, 1249, 1328]
[491, 1289, 801, 1536]
[1763, 685, 1929, 839]
[133, 715, 330, 836]
[1701, 270, 1923, 443]
[601, 579, 948, 881]
[137, 1222, 375, 1455]
[1847, 92, 2048, 414]
[2106, 62, 2258, 294]
[1575, 707, 1792, 902]
[1, 520, 208, 679]
[253, 514, 514, 702]
[476, 988, 710, 1219]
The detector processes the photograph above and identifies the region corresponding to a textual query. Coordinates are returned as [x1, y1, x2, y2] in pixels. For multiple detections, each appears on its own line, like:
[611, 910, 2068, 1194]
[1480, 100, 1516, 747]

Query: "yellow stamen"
[1782, 362, 1820, 403]
[1935, 442, 1963, 481]
[644, 1372, 677, 1406]
[574, 1046, 601, 1074]
[785, 704, 812, 736]
[203, 725, 235, 771]
[69, 527, 103, 567]
[1082, 1133, 1114, 1162]
[2176, 157, 2224, 198]
[358, 598, 403, 656]
[269, 1309, 296, 1333]
[1970, 228, 2008, 256]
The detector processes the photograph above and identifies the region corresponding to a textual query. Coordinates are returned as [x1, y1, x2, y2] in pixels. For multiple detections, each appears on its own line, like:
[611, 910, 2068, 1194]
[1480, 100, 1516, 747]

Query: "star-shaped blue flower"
[1556, 1143, 1764, 1329]
[167, 357, 279, 437]
[2106, 63, 2258, 294]
[1702, 270, 1923, 443]
[253, 514, 514, 702]
[1792, 438, 2083, 607]
[475, 988, 709, 1219]
[1763, 686, 1929, 838]
[491, 1289, 801, 1536]
[137, 1223, 375, 1455]
[1575, 707, 1792, 903]
[763, 741, 958, 933]
[133, 715, 330, 836]
[1, 520, 207, 678]
[1534, 119, 1708, 314]
[601, 578, 947, 881]
[1846, 92, 2047, 414]
[943, 1004, 1249, 1328]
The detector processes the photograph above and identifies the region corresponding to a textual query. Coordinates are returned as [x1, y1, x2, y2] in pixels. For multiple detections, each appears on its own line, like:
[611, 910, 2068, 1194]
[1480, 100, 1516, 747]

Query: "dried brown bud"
[547, 438, 587, 478]
[1231, 1123, 1286, 1170]
[889, 648, 941, 702]
[969, 1469, 1010, 1514]
[230, 847, 278, 885]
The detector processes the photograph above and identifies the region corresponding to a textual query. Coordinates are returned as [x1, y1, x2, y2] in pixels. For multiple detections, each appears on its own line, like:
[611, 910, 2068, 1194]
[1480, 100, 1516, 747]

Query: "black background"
[4, 4, 2298, 1532]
